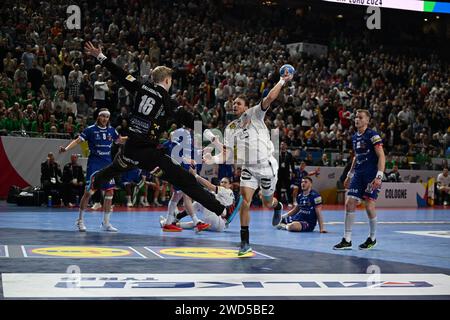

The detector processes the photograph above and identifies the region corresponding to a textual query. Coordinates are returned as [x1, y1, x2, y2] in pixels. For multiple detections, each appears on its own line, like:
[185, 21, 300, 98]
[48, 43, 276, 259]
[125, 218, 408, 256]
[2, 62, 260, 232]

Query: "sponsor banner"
[0, 246, 7, 258]
[145, 247, 273, 259]
[2, 273, 450, 298]
[377, 183, 426, 208]
[397, 231, 450, 239]
[23, 246, 144, 259]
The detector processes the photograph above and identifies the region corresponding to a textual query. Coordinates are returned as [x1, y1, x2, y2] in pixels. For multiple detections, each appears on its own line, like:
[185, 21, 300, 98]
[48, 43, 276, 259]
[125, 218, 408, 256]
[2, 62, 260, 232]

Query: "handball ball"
[279, 64, 295, 77]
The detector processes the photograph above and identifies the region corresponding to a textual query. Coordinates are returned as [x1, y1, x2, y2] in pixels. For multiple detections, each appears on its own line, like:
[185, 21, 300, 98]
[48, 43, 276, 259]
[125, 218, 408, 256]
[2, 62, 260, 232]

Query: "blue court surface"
[0, 202, 449, 300]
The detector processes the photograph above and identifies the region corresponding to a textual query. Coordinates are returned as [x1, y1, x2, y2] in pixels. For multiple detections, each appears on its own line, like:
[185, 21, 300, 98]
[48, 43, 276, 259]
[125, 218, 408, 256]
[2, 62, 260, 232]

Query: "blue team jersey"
[352, 128, 383, 173]
[292, 190, 322, 227]
[80, 124, 119, 164]
[292, 168, 308, 186]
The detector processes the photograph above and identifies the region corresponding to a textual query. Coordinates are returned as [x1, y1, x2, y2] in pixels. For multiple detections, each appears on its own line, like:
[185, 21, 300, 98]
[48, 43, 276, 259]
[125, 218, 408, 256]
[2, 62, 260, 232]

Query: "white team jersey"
[194, 186, 234, 232]
[224, 103, 274, 165]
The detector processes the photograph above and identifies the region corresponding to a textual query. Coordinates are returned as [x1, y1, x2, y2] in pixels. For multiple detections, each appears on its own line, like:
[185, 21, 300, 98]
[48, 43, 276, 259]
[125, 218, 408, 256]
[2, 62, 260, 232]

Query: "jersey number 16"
[138, 95, 156, 115]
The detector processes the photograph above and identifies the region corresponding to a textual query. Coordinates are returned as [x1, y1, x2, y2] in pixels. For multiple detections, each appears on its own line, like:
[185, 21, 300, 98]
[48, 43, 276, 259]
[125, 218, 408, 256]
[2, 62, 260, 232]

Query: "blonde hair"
[152, 66, 173, 84]
[356, 109, 371, 118]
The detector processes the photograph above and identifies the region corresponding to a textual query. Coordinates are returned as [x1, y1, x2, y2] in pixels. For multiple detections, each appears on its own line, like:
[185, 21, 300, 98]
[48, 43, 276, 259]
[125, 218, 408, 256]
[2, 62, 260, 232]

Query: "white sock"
[140, 196, 144, 203]
[344, 211, 355, 242]
[191, 213, 200, 225]
[103, 212, 111, 225]
[126, 195, 131, 203]
[78, 209, 84, 221]
[369, 217, 377, 241]
[166, 200, 177, 225]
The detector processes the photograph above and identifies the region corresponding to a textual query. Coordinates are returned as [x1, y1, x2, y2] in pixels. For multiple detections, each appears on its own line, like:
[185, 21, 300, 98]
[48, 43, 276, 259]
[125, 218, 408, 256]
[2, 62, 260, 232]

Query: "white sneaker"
[153, 200, 162, 207]
[101, 222, 118, 232]
[92, 202, 102, 210]
[76, 219, 87, 232]
[126, 201, 133, 207]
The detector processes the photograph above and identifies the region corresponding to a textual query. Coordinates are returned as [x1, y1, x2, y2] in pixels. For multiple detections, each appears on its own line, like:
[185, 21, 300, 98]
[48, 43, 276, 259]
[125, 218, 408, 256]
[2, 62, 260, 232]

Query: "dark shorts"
[347, 171, 380, 201]
[86, 161, 115, 191]
[286, 216, 315, 232]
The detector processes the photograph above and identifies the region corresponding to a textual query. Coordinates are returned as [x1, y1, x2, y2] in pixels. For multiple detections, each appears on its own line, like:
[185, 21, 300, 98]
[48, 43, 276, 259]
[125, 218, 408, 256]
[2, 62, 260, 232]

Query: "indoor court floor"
[0, 202, 449, 299]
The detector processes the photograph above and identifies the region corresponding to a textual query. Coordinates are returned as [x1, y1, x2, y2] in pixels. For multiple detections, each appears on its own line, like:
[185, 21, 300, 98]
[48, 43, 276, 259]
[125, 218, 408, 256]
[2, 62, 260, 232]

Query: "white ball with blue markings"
[279, 64, 295, 77]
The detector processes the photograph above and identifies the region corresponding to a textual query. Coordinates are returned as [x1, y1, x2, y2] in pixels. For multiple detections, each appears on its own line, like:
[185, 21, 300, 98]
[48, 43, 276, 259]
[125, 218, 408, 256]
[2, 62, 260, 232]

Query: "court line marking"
[21, 246, 28, 258]
[143, 247, 165, 259]
[4, 245, 8, 258]
[325, 221, 450, 225]
[252, 250, 276, 260]
[127, 246, 147, 258]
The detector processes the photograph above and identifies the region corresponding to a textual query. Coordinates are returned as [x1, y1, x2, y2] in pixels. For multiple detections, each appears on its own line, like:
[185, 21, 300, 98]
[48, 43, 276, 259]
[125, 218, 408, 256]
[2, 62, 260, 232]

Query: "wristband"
[278, 78, 286, 86]
[97, 53, 107, 63]
[376, 171, 384, 180]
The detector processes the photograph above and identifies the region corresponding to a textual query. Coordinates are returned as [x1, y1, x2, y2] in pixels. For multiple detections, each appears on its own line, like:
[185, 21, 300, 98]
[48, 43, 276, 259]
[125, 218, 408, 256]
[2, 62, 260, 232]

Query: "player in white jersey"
[160, 171, 235, 232]
[204, 70, 293, 255]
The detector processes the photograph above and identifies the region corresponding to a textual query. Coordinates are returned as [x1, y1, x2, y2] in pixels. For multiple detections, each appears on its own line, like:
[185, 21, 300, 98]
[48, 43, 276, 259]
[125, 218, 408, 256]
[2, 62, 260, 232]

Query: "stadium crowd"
[0, 0, 449, 206]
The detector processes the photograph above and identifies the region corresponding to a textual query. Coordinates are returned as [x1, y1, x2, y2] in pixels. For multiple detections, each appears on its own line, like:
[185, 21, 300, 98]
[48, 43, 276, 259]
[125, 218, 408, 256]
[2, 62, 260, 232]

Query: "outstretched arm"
[189, 167, 217, 192]
[84, 41, 141, 93]
[59, 137, 82, 153]
[261, 71, 293, 111]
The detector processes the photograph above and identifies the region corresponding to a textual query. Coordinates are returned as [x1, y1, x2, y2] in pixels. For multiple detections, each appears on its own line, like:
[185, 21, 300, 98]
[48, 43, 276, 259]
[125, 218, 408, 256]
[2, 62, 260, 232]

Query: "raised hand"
[84, 41, 102, 58]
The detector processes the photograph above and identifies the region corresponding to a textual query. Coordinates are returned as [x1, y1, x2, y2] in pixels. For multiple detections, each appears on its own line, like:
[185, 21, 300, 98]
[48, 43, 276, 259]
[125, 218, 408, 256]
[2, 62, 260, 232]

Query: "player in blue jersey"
[333, 109, 385, 250]
[291, 161, 320, 206]
[60, 108, 126, 232]
[160, 128, 210, 232]
[274, 177, 327, 233]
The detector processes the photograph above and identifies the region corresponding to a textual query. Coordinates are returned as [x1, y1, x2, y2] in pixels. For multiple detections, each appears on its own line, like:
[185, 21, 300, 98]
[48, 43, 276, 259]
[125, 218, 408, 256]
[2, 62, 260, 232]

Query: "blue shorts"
[121, 168, 141, 185]
[286, 216, 316, 232]
[347, 170, 380, 201]
[86, 161, 115, 191]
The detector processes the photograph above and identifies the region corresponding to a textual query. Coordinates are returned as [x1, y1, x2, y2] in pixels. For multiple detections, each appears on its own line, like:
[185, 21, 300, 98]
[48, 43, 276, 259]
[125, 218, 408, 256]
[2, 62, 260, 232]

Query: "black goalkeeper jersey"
[98, 56, 194, 147]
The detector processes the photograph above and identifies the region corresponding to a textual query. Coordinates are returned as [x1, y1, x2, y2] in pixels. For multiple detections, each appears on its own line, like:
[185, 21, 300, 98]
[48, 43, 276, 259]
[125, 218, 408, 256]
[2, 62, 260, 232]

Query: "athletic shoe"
[101, 222, 118, 232]
[358, 237, 377, 250]
[141, 199, 150, 207]
[238, 242, 252, 256]
[276, 223, 287, 230]
[333, 238, 352, 250]
[194, 222, 210, 233]
[153, 200, 162, 207]
[272, 203, 283, 226]
[76, 219, 86, 232]
[162, 224, 182, 232]
[91, 202, 102, 210]
[126, 201, 133, 208]
[224, 195, 243, 225]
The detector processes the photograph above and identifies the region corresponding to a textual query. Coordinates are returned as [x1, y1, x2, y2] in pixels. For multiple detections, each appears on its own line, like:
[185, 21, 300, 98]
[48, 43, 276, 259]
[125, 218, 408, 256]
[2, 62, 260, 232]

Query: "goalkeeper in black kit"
[83, 42, 240, 220]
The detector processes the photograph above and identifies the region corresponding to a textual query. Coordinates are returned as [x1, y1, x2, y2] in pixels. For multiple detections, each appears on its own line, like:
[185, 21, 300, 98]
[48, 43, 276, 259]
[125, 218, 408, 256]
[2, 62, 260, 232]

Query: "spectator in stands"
[386, 165, 402, 182]
[319, 153, 331, 166]
[62, 154, 85, 207]
[436, 167, 450, 206]
[41, 152, 62, 206]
